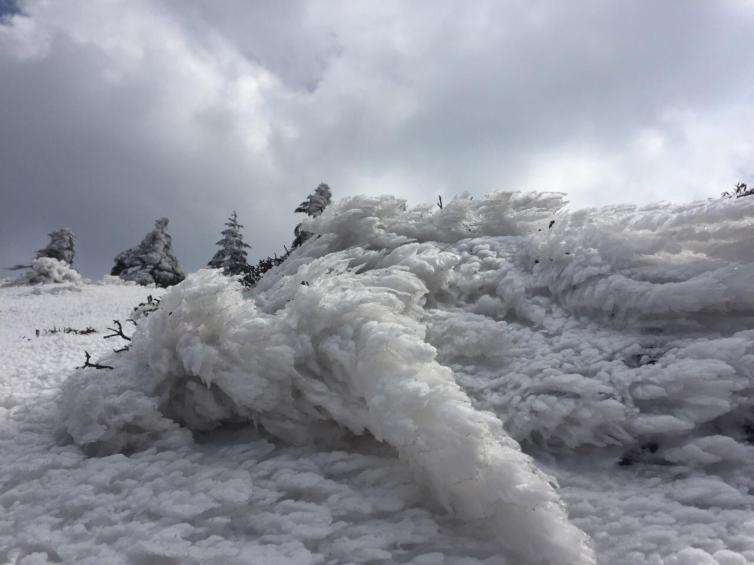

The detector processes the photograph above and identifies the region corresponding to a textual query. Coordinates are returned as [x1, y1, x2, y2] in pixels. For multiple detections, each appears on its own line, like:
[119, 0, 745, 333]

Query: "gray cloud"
[1, 0, 753, 277]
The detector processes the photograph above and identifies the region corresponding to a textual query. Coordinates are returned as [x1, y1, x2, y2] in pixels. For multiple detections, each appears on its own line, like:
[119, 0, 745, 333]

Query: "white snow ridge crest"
[61, 191, 754, 565]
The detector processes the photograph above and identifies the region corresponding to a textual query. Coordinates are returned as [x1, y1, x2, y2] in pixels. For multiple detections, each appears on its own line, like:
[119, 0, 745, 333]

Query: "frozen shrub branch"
[721, 181, 754, 199]
[78, 351, 113, 371]
[104, 320, 132, 342]
[35, 326, 96, 336]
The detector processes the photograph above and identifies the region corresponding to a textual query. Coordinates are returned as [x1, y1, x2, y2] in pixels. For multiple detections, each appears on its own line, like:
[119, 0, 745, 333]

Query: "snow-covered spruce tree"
[36, 227, 76, 266]
[111, 218, 185, 288]
[292, 183, 332, 249]
[208, 211, 251, 276]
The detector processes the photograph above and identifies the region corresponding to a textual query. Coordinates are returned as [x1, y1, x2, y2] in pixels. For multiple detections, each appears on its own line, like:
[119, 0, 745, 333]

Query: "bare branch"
[104, 320, 132, 342]
[79, 351, 113, 370]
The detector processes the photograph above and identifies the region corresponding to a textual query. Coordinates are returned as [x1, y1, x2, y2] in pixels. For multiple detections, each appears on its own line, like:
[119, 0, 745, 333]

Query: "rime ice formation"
[9, 256, 83, 285]
[59, 192, 754, 564]
[111, 217, 185, 287]
[35, 227, 77, 266]
[8, 228, 81, 285]
[292, 183, 333, 249]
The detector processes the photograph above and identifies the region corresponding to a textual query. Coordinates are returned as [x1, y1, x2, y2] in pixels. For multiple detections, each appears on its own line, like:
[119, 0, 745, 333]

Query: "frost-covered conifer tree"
[111, 218, 185, 288]
[208, 211, 251, 276]
[8, 228, 81, 285]
[36, 228, 76, 266]
[292, 183, 332, 249]
[295, 183, 332, 217]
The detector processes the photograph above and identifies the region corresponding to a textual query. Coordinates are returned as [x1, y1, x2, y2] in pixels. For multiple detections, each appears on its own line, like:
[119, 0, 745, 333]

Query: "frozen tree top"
[111, 217, 184, 288]
[7, 227, 79, 285]
[35, 227, 76, 266]
[292, 183, 333, 249]
[295, 183, 332, 217]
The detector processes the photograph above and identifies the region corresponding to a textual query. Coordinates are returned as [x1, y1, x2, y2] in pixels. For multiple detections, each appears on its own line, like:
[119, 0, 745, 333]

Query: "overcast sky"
[2, 0, 753, 277]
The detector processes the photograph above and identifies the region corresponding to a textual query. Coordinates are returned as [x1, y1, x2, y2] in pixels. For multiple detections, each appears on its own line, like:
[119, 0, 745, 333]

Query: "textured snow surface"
[3, 192, 754, 564]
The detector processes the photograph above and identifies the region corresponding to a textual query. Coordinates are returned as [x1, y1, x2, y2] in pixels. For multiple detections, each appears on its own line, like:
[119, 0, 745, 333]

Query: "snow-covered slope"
[3, 192, 754, 564]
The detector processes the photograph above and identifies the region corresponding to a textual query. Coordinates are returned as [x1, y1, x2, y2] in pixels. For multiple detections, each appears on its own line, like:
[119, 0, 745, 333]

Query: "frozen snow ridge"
[60, 191, 754, 564]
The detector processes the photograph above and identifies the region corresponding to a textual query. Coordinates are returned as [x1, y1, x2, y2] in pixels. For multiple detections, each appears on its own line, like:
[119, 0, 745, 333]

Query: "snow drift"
[60, 191, 754, 565]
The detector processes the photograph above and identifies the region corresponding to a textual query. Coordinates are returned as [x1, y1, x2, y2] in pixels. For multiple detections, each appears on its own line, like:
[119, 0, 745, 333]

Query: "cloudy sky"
[1, 0, 753, 277]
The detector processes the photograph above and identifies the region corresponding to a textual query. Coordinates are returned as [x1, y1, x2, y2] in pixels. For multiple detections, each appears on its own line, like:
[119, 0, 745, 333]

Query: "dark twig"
[35, 326, 97, 336]
[436, 195, 443, 210]
[131, 295, 161, 319]
[104, 320, 132, 342]
[79, 351, 113, 370]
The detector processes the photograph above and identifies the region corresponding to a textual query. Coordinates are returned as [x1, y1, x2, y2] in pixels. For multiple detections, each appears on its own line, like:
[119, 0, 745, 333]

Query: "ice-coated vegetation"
[0, 190, 746, 564]
[111, 217, 185, 287]
[52, 191, 754, 564]
[35, 228, 77, 266]
[207, 211, 252, 276]
[292, 183, 333, 249]
[9, 256, 83, 286]
[7, 228, 81, 286]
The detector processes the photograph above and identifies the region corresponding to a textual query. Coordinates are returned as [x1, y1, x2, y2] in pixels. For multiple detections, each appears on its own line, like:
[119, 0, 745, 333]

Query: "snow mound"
[11, 257, 83, 286]
[61, 191, 754, 564]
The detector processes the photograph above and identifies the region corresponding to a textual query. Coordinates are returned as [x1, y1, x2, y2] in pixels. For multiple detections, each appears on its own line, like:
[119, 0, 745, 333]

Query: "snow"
[2, 191, 754, 564]
[6, 257, 83, 286]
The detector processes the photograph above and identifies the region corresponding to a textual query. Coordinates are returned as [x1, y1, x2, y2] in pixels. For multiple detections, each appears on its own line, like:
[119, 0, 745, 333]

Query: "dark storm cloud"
[1, 0, 753, 278]
[0, 0, 20, 19]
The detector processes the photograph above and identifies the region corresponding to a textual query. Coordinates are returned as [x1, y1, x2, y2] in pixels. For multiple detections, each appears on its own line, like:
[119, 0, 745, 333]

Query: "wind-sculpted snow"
[59, 192, 754, 564]
[61, 268, 594, 565]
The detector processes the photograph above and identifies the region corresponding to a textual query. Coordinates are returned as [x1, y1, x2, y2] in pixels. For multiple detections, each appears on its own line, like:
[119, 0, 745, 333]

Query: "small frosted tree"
[36, 228, 76, 266]
[111, 218, 185, 288]
[7, 228, 81, 285]
[292, 183, 332, 249]
[208, 211, 251, 276]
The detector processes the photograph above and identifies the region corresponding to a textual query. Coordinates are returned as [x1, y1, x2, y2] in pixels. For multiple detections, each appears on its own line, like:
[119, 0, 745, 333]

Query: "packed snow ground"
[2, 192, 754, 564]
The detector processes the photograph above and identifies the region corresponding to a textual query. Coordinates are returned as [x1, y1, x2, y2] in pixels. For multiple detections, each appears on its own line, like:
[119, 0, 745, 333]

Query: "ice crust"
[53, 192, 754, 564]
